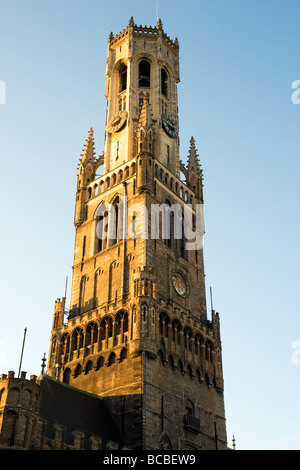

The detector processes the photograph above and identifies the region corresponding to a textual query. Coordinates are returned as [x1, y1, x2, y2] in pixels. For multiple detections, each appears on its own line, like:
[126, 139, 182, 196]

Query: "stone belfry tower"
[46, 17, 228, 451]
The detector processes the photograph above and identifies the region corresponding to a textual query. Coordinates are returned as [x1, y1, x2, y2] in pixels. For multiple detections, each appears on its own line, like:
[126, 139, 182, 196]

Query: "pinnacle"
[80, 127, 96, 164]
[187, 136, 201, 176]
[138, 93, 154, 131]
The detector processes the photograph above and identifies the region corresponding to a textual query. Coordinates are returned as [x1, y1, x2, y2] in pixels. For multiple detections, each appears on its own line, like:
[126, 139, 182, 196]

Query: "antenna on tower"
[64, 275, 68, 299]
[18, 327, 27, 378]
[210, 286, 214, 312]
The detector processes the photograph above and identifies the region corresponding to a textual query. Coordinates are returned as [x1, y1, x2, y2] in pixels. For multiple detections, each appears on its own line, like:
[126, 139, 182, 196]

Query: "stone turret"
[74, 128, 97, 227]
[0, 371, 41, 449]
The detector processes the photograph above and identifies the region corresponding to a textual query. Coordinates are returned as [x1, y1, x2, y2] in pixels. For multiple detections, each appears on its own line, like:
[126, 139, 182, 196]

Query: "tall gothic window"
[115, 310, 129, 344]
[108, 197, 120, 247]
[172, 319, 182, 344]
[141, 303, 148, 322]
[60, 333, 70, 357]
[159, 312, 170, 338]
[86, 322, 98, 351]
[119, 63, 127, 92]
[63, 368, 71, 384]
[96, 199, 121, 253]
[161, 68, 168, 97]
[139, 60, 151, 87]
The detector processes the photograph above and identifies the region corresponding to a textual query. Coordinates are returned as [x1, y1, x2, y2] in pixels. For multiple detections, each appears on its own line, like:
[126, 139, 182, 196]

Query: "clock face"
[107, 111, 127, 133]
[162, 114, 178, 138]
[172, 271, 189, 297]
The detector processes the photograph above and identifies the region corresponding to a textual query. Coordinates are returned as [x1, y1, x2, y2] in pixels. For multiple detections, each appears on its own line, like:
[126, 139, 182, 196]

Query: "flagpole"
[18, 327, 27, 378]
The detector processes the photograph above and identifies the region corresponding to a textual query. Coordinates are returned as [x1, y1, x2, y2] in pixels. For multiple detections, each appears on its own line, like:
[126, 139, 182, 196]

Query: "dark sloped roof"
[39, 375, 123, 449]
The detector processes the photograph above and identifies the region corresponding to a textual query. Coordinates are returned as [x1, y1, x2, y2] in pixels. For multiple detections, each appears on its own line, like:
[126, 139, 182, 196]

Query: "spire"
[186, 136, 204, 201]
[187, 136, 201, 176]
[136, 93, 155, 154]
[80, 127, 96, 166]
[138, 93, 154, 132]
[76, 128, 97, 189]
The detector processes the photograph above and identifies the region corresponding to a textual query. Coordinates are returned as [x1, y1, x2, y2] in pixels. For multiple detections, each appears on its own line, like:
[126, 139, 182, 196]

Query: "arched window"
[99, 210, 108, 252]
[93, 269, 101, 308]
[158, 350, 166, 365]
[115, 310, 128, 342]
[86, 322, 98, 348]
[119, 63, 127, 92]
[108, 197, 120, 247]
[159, 312, 170, 338]
[108, 261, 117, 302]
[95, 203, 110, 253]
[161, 200, 176, 250]
[205, 373, 211, 387]
[141, 303, 148, 322]
[96, 199, 122, 253]
[206, 341, 213, 362]
[179, 213, 187, 260]
[60, 333, 70, 356]
[85, 360, 93, 374]
[168, 354, 175, 370]
[178, 359, 184, 375]
[96, 356, 104, 370]
[100, 316, 113, 345]
[119, 348, 127, 363]
[185, 399, 194, 416]
[74, 363, 82, 378]
[172, 319, 181, 344]
[161, 68, 168, 97]
[132, 305, 137, 325]
[72, 328, 84, 353]
[194, 333, 203, 357]
[139, 60, 150, 87]
[63, 368, 71, 384]
[184, 327, 192, 351]
[108, 352, 116, 366]
[187, 364, 193, 379]
[51, 336, 56, 357]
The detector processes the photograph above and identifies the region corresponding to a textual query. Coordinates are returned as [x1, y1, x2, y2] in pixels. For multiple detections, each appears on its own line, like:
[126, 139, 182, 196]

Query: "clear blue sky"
[1, 0, 300, 450]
